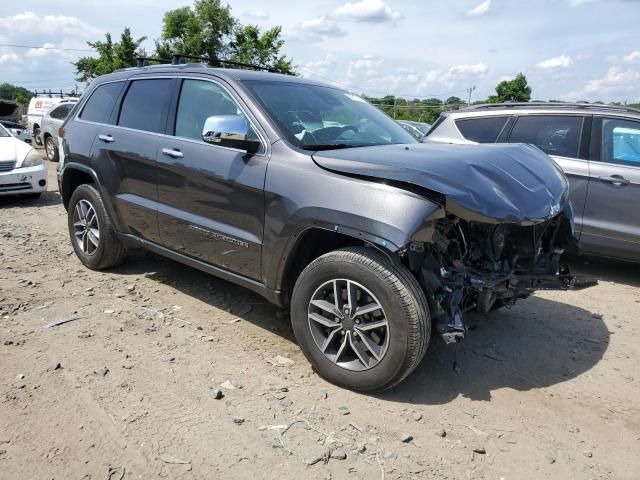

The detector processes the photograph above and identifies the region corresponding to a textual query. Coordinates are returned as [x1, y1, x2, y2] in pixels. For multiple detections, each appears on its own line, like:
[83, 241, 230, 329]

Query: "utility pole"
[467, 86, 476, 106]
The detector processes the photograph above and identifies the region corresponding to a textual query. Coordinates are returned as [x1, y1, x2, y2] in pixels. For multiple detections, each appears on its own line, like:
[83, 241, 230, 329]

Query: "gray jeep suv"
[424, 103, 640, 263]
[57, 60, 592, 391]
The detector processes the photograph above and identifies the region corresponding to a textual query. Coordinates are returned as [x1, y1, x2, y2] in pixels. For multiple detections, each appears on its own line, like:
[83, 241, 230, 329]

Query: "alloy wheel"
[308, 279, 389, 371]
[46, 138, 55, 160]
[72, 199, 100, 255]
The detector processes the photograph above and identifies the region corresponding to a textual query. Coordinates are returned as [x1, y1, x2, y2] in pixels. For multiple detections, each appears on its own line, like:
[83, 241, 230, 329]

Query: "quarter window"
[79, 82, 125, 124]
[601, 118, 640, 166]
[455, 116, 509, 143]
[174, 79, 249, 142]
[118, 79, 172, 133]
[509, 115, 583, 158]
[50, 104, 71, 120]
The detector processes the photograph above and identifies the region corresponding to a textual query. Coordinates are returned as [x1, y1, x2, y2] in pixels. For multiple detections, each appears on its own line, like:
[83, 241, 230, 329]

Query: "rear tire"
[33, 127, 42, 146]
[45, 136, 59, 162]
[68, 184, 127, 270]
[291, 246, 430, 392]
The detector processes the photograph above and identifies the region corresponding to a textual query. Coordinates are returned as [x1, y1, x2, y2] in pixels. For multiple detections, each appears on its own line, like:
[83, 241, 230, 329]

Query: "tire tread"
[293, 246, 430, 391]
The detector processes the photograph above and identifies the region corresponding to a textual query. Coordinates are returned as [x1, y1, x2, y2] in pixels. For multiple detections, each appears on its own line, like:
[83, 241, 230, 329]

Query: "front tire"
[68, 184, 127, 270]
[291, 247, 430, 392]
[45, 136, 59, 162]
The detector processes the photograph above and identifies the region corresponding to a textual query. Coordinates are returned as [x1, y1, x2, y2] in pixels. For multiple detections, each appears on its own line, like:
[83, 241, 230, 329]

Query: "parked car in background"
[0, 121, 31, 143]
[40, 101, 75, 161]
[397, 120, 430, 140]
[57, 62, 592, 391]
[27, 94, 78, 146]
[0, 122, 47, 198]
[424, 102, 640, 263]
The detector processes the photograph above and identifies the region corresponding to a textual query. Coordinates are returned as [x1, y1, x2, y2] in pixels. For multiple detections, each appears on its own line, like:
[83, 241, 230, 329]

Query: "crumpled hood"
[312, 143, 570, 224]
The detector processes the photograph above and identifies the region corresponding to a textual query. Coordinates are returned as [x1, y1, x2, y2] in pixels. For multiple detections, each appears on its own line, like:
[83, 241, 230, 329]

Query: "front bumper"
[0, 164, 48, 195]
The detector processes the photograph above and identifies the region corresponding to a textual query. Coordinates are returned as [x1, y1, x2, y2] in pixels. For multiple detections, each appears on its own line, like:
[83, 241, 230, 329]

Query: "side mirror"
[202, 115, 261, 154]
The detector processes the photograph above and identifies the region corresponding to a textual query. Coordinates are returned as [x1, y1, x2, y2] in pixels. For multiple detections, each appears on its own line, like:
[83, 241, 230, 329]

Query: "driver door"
[156, 78, 268, 280]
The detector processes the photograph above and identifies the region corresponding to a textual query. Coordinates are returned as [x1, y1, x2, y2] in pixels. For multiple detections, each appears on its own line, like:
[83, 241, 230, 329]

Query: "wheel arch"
[276, 226, 397, 305]
[60, 163, 100, 209]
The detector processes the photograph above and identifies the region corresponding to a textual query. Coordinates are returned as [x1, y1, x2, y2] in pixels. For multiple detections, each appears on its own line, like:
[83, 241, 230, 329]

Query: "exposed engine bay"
[405, 213, 596, 344]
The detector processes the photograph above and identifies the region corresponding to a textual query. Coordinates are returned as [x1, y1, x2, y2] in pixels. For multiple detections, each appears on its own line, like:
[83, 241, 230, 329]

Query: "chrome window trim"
[74, 74, 269, 157]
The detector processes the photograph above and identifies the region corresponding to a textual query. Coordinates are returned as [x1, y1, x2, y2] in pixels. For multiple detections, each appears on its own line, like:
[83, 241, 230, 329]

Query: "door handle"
[599, 175, 630, 186]
[98, 134, 114, 143]
[162, 148, 184, 159]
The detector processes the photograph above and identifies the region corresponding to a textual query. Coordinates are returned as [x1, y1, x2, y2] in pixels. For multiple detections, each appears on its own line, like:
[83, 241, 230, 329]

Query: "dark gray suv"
[57, 62, 592, 391]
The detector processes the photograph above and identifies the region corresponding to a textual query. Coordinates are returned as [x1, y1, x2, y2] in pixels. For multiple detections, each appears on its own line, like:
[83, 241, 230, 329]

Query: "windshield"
[0, 123, 10, 138]
[243, 80, 416, 150]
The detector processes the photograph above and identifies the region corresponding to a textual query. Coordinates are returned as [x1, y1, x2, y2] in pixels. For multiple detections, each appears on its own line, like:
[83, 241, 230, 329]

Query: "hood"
[0, 100, 21, 123]
[0, 136, 33, 165]
[312, 143, 569, 224]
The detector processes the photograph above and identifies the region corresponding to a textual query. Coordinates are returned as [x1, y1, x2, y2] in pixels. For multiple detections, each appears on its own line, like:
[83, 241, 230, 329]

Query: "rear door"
[581, 116, 640, 261]
[156, 77, 268, 280]
[507, 114, 589, 235]
[90, 78, 174, 243]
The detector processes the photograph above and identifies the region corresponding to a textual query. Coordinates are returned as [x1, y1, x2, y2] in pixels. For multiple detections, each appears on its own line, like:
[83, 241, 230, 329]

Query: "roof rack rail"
[33, 89, 80, 98]
[464, 102, 640, 115]
[170, 54, 284, 74]
[136, 56, 172, 67]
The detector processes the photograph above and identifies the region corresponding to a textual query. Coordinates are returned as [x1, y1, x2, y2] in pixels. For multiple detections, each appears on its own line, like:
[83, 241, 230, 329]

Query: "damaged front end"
[312, 142, 597, 343]
[406, 209, 595, 344]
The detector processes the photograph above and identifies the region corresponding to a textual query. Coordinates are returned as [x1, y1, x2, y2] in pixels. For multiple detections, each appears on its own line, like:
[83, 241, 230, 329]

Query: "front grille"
[0, 182, 31, 192]
[0, 160, 16, 172]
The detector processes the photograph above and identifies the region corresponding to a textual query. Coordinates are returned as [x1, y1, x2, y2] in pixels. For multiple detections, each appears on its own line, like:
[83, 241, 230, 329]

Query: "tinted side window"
[509, 115, 583, 158]
[118, 79, 172, 133]
[50, 104, 71, 119]
[80, 82, 125, 124]
[601, 118, 640, 166]
[174, 79, 244, 141]
[455, 116, 509, 143]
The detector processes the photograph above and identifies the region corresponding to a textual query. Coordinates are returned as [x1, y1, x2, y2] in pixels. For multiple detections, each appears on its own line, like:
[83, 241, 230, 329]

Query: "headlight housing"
[22, 149, 43, 168]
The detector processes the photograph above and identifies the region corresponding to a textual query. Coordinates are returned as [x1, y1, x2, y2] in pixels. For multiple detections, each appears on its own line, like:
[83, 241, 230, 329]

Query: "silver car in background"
[397, 120, 431, 140]
[0, 121, 31, 143]
[40, 101, 76, 162]
[424, 103, 640, 263]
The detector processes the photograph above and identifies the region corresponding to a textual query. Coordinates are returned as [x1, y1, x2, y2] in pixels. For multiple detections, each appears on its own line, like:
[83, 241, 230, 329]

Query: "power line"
[0, 43, 94, 52]
[5, 77, 75, 85]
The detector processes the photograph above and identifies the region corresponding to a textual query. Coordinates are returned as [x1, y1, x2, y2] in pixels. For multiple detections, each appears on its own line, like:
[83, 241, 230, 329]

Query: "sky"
[0, 0, 639, 103]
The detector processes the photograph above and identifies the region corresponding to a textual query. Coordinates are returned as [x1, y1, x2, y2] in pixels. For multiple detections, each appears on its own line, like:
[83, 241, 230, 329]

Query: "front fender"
[261, 143, 444, 290]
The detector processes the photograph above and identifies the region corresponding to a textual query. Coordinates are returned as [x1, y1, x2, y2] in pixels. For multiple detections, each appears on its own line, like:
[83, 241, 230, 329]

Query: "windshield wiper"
[301, 143, 379, 151]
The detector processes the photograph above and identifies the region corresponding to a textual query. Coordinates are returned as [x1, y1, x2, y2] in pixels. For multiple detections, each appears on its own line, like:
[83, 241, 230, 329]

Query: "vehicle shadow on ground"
[112, 251, 611, 405]
[381, 296, 609, 404]
[0, 191, 62, 208]
[111, 250, 296, 341]
[566, 254, 640, 288]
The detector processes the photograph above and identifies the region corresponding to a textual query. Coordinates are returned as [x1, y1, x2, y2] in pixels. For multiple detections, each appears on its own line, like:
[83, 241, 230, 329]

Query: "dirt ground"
[1, 158, 639, 480]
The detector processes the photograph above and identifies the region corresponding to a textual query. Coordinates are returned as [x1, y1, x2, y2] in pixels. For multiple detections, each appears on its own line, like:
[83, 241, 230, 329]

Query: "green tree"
[229, 25, 294, 74]
[155, 0, 235, 59]
[445, 96, 463, 105]
[487, 73, 531, 103]
[0, 83, 33, 105]
[74, 27, 147, 83]
[155, 0, 294, 73]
